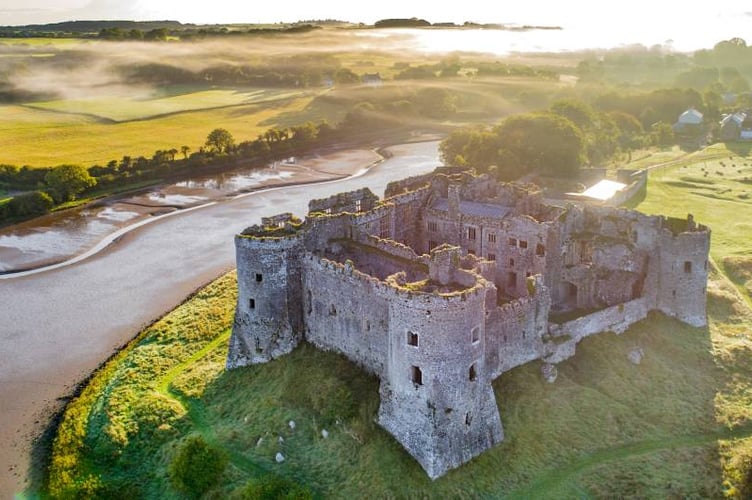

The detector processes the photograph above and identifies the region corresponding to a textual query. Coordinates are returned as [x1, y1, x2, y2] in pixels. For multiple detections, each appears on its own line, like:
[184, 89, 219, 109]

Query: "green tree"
[44, 164, 96, 202]
[205, 128, 235, 154]
[5, 190, 54, 217]
[169, 435, 227, 498]
[494, 112, 586, 175]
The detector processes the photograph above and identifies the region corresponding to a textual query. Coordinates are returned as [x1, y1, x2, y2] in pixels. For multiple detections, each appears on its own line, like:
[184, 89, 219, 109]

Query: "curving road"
[0, 141, 440, 497]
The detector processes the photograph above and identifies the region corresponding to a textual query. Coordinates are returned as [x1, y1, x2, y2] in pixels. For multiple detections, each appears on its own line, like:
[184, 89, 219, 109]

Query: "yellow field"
[0, 92, 335, 166]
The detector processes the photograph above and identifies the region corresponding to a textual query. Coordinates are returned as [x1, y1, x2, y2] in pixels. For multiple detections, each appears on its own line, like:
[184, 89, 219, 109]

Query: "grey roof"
[432, 198, 513, 219]
[721, 112, 746, 126]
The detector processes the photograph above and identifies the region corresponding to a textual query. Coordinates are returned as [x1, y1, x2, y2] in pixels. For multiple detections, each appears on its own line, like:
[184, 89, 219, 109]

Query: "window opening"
[469, 363, 478, 382]
[249, 298, 256, 309]
[411, 366, 423, 386]
[407, 331, 419, 347]
[255, 273, 263, 282]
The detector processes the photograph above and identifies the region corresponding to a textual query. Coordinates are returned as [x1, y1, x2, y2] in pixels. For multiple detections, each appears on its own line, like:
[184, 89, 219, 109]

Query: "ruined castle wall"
[607, 170, 647, 206]
[302, 213, 351, 252]
[301, 255, 390, 377]
[656, 230, 710, 327]
[227, 234, 305, 368]
[545, 297, 650, 363]
[486, 278, 552, 378]
[383, 186, 432, 249]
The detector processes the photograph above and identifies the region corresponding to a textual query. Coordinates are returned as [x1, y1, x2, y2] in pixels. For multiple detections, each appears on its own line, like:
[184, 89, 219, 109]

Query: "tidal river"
[0, 140, 441, 497]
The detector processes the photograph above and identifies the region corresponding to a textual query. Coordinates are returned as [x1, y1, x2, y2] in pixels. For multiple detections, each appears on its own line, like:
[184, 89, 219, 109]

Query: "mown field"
[44, 142, 752, 498]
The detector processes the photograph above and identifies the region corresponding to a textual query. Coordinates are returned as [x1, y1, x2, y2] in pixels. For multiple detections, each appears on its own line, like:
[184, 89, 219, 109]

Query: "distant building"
[741, 115, 752, 140]
[362, 72, 383, 87]
[673, 108, 704, 132]
[719, 112, 747, 141]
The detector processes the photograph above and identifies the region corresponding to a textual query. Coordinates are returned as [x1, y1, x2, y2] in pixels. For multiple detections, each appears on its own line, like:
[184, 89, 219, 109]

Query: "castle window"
[307, 290, 312, 315]
[465, 412, 472, 426]
[355, 199, 362, 212]
[255, 273, 263, 282]
[467, 227, 477, 240]
[536, 244, 545, 256]
[249, 298, 256, 309]
[469, 363, 478, 382]
[487, 233, 497, 243]
[509, 258, 515, 267]
[488, 253, 496, 261]
[407, 330, 419, 347]
[411, 366, 423, 386]
[519, 240, 528, 249]
[379, 217, 390, 239]
[329, 304, 337, 316]
[471, 326, 480, 344]
[632, 230, 639, 243]
[508, 237, 517, 246]
[428, 221, 438, 232]
[508, 272, 517, 288]
[684, 261, 692, 273]
[673, 290, 676, 297]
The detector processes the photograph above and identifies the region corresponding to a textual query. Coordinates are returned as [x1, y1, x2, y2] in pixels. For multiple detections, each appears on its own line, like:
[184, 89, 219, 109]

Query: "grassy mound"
[46, 142, 752, 498]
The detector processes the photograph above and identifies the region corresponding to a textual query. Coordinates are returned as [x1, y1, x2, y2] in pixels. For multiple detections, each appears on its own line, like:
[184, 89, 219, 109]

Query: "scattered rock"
[628, 347, 644, 365]
[321, 429, 329, 439]
[541, 363, 558, 383]
[256, 437, 264, 448]
[275, 452, 285, 463]
[288, 420, 296, 430]
[278, 435, 284, 444]
[244, 416, 248, 423]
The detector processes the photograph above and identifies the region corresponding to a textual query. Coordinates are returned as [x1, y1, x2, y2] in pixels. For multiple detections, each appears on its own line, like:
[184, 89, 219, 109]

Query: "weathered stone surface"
[541, 363, 558, 383]
[227, 167, 710, 479]
[628, 347, 645, 365]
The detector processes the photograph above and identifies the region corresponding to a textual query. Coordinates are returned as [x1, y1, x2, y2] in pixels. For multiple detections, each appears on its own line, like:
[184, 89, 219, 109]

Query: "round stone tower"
[377, 246, 503, 479]
[226, 231, 304, 369]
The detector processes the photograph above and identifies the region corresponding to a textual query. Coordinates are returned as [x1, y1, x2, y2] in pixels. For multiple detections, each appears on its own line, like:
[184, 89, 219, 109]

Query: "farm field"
[46, 143, 752, 498]
[0, 92, 331, 167]
[26, 87, 308, 122]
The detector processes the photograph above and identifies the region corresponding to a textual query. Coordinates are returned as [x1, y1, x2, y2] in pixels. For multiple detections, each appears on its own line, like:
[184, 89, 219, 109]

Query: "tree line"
[0, 115, 394, 224]
[439, 97, 665, 181]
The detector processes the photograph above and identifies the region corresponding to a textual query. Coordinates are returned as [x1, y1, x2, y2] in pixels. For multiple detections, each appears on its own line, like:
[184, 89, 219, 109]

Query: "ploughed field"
[47, 143, 752, 498]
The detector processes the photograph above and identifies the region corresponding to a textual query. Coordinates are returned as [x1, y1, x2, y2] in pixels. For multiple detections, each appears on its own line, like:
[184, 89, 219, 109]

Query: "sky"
[1, 0, 751, 50]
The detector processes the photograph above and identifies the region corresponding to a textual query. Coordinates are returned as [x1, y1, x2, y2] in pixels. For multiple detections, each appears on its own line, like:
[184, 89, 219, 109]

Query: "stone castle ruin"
[226, 167, 710, 479]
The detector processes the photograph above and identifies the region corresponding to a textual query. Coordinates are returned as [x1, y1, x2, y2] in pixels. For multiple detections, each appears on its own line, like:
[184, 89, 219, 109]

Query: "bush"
[168, 435, 227, 498]
[5, 190, 53, 217]
[232, 475, 313, 499]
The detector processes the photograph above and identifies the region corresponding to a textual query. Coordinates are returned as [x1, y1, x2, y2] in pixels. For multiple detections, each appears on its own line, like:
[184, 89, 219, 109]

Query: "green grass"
[45, 139, 752, 497]
[27, 87, 307, 122]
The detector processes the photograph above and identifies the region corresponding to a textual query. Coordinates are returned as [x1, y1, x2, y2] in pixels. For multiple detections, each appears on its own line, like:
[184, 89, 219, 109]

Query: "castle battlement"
[226, 167, 710, 479]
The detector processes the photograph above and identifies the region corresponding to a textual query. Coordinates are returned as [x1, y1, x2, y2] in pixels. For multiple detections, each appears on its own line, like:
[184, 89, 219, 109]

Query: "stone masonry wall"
[301, 255, 390, 377]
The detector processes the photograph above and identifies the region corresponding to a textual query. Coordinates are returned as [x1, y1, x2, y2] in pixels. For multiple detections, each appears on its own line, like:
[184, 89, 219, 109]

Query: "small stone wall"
[545, 297, 650, 364]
